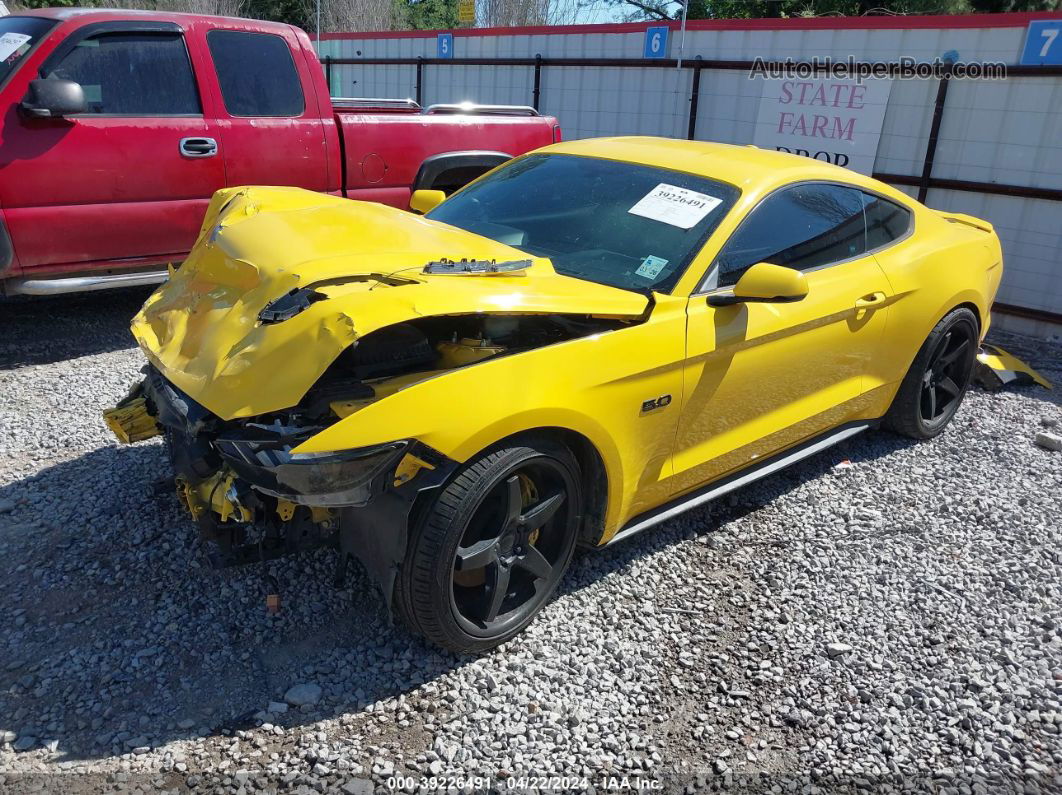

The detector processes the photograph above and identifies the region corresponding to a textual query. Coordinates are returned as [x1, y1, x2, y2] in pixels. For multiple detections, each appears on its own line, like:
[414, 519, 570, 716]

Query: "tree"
[603, 0, 1056, 18]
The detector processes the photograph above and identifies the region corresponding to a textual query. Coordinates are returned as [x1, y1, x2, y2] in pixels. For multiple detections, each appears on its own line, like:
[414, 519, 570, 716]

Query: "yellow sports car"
[106, 138, 1003, 653]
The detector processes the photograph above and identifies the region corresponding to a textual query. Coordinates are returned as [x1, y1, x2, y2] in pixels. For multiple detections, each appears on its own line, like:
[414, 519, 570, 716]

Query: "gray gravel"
[0, 290, 1060, 793]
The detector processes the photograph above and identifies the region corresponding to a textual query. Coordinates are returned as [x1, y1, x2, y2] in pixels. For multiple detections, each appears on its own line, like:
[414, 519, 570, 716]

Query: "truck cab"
[0, 9, 559, 295]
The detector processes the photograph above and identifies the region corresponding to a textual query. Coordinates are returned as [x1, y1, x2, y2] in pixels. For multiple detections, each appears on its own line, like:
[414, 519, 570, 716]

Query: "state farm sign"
[752, 77, 892, 175]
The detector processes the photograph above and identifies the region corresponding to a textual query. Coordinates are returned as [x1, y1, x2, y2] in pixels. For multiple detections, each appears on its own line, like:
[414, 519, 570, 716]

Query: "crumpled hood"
[132, 187, 649, 420]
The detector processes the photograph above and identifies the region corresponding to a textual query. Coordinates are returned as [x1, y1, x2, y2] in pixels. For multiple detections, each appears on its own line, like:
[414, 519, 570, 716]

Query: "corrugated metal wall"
[318, 19, 1062, 328]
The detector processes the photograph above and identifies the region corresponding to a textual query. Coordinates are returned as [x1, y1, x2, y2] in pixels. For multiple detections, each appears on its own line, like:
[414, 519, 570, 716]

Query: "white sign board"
[752, 77, 892, 175]
[0, 31, 29, 61]
[628, 183, 723, 229]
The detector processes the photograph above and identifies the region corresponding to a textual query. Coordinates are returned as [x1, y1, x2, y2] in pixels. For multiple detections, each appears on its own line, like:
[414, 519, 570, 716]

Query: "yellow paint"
[436, 338, 506, 367]
[393, 453, 437, 487]
[409, 189, 445, 214]
[132, 139, 1003, 543]
[102, 397, 161, 444]
[176, 469, 251, 524]
[275, 499, 297, 521]
[731, 263, 809, 301]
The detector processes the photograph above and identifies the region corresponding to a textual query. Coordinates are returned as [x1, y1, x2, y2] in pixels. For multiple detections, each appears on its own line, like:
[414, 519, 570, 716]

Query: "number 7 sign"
[1020, 20, 1062, 66]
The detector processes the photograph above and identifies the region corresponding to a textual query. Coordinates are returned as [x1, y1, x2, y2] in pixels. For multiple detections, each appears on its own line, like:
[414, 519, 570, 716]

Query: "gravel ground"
[0, 290, 1060, 794]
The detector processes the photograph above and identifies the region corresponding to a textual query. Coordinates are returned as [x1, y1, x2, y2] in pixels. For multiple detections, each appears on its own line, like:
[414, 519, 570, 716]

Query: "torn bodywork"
[975, 344, 1053, 391]
[108, 186, 646, 602]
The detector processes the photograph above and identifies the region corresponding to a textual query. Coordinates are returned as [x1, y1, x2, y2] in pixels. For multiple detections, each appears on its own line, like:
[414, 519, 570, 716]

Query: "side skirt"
[605, 420, 875, 547]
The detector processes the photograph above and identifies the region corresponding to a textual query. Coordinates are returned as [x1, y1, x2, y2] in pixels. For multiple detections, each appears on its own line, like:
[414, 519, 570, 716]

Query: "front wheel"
[394, 442, 581, 654]
[884, 307, 979, 439]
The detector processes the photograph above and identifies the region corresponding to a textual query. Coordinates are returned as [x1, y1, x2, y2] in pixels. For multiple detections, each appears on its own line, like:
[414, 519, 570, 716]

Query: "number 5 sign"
[1020, 20, 1062, 65]
[437, 32, 453, 59]
[644, 26, 669, 59]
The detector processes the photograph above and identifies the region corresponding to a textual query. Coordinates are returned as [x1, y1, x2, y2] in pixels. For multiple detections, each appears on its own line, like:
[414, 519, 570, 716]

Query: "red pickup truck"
[0, 9, 559, 295]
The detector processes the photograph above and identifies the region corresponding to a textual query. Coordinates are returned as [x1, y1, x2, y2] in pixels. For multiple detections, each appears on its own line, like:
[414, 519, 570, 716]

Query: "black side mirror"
[20, 79, 87, 119]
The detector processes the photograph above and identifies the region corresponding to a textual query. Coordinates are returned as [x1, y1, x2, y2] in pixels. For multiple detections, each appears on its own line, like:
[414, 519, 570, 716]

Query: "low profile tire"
[884, 307, 979, 440]
[394, 442, 581, 654]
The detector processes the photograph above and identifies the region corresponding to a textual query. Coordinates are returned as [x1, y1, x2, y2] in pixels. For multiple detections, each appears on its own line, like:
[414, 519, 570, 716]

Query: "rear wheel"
[395, 442, 581, 654]
[884, 307, 978, 439]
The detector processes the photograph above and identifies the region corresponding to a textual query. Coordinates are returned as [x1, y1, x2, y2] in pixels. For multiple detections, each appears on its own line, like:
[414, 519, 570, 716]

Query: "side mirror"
[409, 189, 445, 215]
[708, 262, 809, 307]
[20, 79, 87, 119]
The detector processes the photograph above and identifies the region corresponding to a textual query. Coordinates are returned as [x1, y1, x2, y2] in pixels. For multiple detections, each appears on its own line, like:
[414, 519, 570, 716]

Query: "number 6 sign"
[1020, 20, 1062, 66]
[644, 26, 669, 59]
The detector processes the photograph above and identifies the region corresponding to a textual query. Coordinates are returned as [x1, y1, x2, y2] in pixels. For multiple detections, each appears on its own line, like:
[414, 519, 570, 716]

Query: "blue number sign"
[437, 32, 453, 59]
[1020, 20, 1062, 66]
[644, 26, 668, 59]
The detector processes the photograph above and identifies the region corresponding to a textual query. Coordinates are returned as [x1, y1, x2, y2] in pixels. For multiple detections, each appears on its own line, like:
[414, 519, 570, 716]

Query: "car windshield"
[426, 153, 739, 293]
[0, 17, 55, 88]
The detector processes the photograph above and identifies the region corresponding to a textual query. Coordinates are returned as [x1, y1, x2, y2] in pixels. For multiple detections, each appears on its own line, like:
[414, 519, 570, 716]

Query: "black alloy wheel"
[394, 443, 581, 653]
[919, 327, 972, 424]
[885, 307, 979, 439]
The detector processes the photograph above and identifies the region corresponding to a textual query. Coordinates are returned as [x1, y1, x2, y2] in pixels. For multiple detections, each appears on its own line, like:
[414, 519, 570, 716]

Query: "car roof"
[547, 136, 910, 202]
[15, 7, 292, 33]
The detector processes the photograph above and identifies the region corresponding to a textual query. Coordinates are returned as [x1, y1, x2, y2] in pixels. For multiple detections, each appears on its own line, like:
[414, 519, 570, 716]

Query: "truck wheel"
[395, 442, 581, 654]
[884, 307, 978, 440]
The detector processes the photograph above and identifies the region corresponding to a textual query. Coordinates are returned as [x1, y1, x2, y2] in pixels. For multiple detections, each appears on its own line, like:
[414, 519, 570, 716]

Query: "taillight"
[552, 124, 562, 143]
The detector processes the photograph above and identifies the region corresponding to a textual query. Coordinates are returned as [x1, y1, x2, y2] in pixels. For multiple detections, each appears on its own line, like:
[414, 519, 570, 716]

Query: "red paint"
[320, 10, 1062, 40]
[0, 9, 556, 283]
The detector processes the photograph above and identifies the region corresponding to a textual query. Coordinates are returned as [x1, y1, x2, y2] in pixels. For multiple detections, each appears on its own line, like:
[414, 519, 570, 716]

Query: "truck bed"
[333, 101, 560, 209]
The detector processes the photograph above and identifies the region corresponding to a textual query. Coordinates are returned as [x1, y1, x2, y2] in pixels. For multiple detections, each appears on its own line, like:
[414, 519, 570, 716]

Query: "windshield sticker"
[0, 32, 32, 62]
[635, 255, 669, 280]
[628, 183, 723, 229]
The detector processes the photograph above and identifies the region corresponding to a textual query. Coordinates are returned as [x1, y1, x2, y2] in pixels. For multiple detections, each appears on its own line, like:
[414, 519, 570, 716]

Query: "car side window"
[710, 184, 868, 288]
[45, 33, 200, 115]
[207, 31, 304, 117]
[862, 192, 912, 250]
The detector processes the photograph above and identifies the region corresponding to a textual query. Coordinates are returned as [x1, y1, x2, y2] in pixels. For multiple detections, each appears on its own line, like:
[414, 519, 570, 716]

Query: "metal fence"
[320, 52, 1062, 329]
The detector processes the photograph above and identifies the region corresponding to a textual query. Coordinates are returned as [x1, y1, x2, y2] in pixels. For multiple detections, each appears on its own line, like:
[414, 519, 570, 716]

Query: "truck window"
[1, 16, 56, 89]
[43, 32, 200, 116]
[207, 30, 304, 118]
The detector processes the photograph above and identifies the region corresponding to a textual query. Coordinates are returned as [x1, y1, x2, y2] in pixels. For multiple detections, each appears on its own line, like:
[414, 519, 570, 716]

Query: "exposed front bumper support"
[103, 368, 460, 607]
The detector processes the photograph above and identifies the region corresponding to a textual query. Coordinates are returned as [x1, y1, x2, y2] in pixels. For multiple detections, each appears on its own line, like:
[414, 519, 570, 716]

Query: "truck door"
[1, 20, 225, 272]
[202, 26, 331, 193]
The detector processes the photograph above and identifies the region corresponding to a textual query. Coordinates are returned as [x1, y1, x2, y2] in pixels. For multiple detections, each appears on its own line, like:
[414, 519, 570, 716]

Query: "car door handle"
[855, 292, 887, 308]
[179, 137, 218, 158]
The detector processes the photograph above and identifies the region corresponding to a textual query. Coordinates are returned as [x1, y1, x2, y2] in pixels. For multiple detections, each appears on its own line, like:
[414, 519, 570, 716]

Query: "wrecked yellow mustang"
[108, 138, 1006, 652]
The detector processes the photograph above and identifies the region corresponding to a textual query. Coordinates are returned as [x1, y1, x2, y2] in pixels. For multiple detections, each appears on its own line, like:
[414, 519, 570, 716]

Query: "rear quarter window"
[862, 193, 912, 250]
[207, 30, 304, 117]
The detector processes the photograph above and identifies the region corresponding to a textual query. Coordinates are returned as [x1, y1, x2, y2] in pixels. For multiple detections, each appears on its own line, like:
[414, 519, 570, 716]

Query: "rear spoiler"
[938, 211, 994, 234]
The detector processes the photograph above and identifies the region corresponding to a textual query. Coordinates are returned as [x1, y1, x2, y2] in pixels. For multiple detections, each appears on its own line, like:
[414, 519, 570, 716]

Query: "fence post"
[918, 63, 952, 203]
[415, 56, 424, 106]
[687, 58, 702, 140]
[324, 56, 332, 96]
[533, 54, 542, 111]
